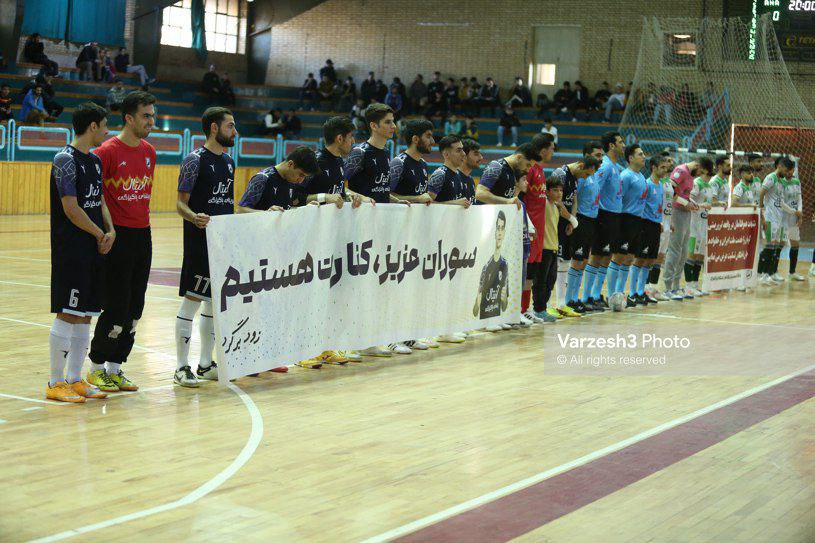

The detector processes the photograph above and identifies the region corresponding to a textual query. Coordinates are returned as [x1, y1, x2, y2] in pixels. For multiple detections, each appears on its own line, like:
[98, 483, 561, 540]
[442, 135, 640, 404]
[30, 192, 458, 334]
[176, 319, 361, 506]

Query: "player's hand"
[457, 198, 471, 208]
[566, 224, 574, 235]
[396, 198, 411, 206]
[327, 194, 344, 208]
[500, 286, 508, 305]
[267, 205, 285, 212]
[307, 200, 320, 206]
[416, 193, 433, 205]
[511, 197, 522, 210]
[529, 230, 537, 241]
[670, 225, 675, 232]
[98, 232, 114, 255]
[350, 194, 364, 208]
[797, 215, 802, 226]
[193, 213, 210, 228]
[795, 210, 803, 219]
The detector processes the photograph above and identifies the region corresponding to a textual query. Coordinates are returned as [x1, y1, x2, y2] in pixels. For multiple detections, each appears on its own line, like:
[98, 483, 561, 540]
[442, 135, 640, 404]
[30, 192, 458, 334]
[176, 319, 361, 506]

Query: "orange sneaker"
[317, 350, 349, 365]
[46, 382, 85, 403]
[68, 380, 108, 399]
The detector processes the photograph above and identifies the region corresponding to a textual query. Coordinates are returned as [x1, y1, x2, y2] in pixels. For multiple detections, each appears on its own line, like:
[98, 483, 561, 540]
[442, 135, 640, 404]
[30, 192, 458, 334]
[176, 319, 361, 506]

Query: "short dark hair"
[747, 153, 762, 163]
[777, 156, 794, 170]
[402, 119, 434, 145]
[530, 133, 554, 156]
[73, 102, 108, 135]
[121, 90, 156, 122]
[286, 146, 319, 175]
[624, 144, 641, 162]
[496, 210, 506, 227]
[364, 103, 393, 127]
[462, 138, 480, 154]
[697, 157, 714, 175]
[546, 176, 564, 189]
[201, 106, 233, 137]
[438, 134, 462, 153]
[580, 155, 602, 171]
[601, 131, 622, 152]
[715, 155, 729, 168]
[515, 142, 539, 161]
[738, 164, 753, 175]
[649, 155, 667, 171]
[583, 140, 602, 156]
[323, 115, 355, 144]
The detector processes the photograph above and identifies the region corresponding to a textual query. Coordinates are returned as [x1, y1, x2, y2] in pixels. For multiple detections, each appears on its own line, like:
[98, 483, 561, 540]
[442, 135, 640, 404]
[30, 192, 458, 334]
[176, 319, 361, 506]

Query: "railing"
[189, 134, 239, 166]
[14, 124, 71, 161]
[0, 120, 8, 162]
[237, 134, 281, 161]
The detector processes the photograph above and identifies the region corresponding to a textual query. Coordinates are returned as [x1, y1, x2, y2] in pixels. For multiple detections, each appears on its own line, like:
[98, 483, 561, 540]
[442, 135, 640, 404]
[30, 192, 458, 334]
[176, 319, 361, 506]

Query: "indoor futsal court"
[2, 0, 815, 542]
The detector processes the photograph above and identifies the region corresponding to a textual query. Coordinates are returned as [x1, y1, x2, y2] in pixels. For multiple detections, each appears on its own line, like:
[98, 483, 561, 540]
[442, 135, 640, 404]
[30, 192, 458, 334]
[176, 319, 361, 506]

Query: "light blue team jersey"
[641, 178, 664, 224]
[596, 155, 622, 213]
[576, 173, 600, 218]
[620, 167, 648, 216]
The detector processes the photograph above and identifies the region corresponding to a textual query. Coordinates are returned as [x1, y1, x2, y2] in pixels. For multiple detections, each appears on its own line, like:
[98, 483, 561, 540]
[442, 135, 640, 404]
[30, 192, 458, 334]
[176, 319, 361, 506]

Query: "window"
[533, 64, 557, 86]
[663, 33, 698, 68]
[161, 0, 246, 54]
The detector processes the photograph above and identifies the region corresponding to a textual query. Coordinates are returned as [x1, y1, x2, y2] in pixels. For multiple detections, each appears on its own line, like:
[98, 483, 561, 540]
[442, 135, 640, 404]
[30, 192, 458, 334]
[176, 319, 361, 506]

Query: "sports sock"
[91, 362, 105, 373]
[568, 268, 584, 303]
[556, 259, 570, 307]
[582, 265, 597, 302]
[684, 259, 695, 282]
[692, 260, 703, 283]
[638, 266, 651, 296]
[49, 319, 73, 387]
[606, 262, 620, 296]
[757, 247, 769, 274]
[521, 289, 531, 313]
[106, 362, 121, 375]
[629, 266, 642, 295]
[592, 266, 608, 300]
[616, 264, 631, 295]
[772, 246, 782, 274]
[648, 264, 661, 285]
[176, 297, 201, 370]
[199, 301, 215, 368]
[789, 246, 799, 274]
[66, 323, 91, 383]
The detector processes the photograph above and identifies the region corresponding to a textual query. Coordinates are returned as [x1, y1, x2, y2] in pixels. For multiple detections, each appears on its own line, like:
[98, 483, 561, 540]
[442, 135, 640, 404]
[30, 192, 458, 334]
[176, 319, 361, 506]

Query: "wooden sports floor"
[1, 214, 814, 543]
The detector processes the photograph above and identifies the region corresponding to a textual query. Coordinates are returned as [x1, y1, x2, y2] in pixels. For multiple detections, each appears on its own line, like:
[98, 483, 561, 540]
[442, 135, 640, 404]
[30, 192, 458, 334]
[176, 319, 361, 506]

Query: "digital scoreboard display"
[751, 0, 815, 61]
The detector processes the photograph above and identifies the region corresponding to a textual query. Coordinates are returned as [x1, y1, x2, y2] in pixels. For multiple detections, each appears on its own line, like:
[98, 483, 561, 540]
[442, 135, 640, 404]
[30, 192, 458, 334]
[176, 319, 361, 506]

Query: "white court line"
[640, 312, 815, 331]
[0, 391, 68, 406]
[360, 360, 815, 543]
[30, 382, 264, 543]
[0, 255, 50, 262]
[0, 280, 179, 302]
[21, 406, 43, 412]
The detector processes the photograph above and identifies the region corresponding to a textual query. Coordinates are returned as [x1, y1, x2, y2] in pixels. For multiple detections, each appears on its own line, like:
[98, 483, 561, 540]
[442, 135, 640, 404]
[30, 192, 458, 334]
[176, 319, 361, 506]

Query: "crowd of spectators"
[201, 65, 235, 106]
[259, 108, 302, 138]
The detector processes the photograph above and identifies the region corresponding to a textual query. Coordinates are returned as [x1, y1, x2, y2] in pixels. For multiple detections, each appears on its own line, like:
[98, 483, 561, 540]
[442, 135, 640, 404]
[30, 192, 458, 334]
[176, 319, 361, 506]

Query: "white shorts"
[763, 220, 786, 244]
[658, 219, 671, 254]
[787, 225, 800, 242]
[689, 219, 707, 254]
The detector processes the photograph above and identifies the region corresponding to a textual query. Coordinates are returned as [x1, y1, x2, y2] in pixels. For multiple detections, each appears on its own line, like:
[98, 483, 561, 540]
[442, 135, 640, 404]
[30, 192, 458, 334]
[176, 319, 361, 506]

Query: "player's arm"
[393, 192, 432, 204]
[177, 191, 210, 227]
[236, 173, 284, 213]
[345, 187, 375, 205]
[475, 184, 520, 207]
[305, 192, 345, 207]
[61, 196, 105, 242]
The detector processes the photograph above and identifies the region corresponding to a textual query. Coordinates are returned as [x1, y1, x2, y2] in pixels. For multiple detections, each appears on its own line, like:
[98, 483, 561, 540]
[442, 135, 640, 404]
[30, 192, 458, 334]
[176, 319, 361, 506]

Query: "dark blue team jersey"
[239, 166, 301, 210]
[344, 141, 391, 203]
[547, 165, 578, 210]
[389, 152, 428, 196]
[429, 165, 468, 202]
[178, 146, 235, 249]
[460, 172, 476, 205]
[301, 148, 346, 196]
[478, 158, 516, 200]
[50, 145, 104, 252]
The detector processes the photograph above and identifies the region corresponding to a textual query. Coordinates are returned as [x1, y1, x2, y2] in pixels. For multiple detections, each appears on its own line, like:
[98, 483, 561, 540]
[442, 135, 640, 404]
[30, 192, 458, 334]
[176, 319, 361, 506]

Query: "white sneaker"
[419, 337, 440, 348]
[174, 366, 200, 388]
[501, 323, 512, 330]
[524, 310, 544, 323]
[771, 272, 784, 282]
[406, 339, 429, 350]
[736, 286, 747, 292]
[361, 345, 392, 357]
[485, 324, 502, 332]
[518, 314, 533, 327]
[790, 273, 805, 281]
[758, 274, 773, 286]
[809, 266, 815, 277]
[438, 334, 465, 343]
[337, 350, 361, 361]
[388, 342, 412, 354]
[453, 332, 467, 339]
[196, 363, 218, 381]
[655, 291, 671, 301]
[496, 142, 503, 147]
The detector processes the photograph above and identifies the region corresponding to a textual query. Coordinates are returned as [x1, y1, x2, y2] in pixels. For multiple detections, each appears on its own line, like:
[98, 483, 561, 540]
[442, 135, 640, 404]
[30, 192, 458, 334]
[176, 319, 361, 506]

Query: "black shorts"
[179, 237, 212, 300]
[557, 218, 573, 260]
[617, 213, 643, 255]
[591, 208, 621, 257]
[637, 220, 661, 259]
[571, 214, 595, 261]
[51, 249, 104, 316]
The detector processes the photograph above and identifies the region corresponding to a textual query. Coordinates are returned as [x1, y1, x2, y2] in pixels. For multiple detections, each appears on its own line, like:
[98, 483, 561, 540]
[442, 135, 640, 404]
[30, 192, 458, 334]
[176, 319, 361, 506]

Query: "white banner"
[206, 204, 524, 382]
[703, 208, 761, 291]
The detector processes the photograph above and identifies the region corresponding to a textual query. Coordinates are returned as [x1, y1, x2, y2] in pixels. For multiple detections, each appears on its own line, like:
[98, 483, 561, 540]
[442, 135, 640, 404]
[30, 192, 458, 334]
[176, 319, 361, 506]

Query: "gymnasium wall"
[0, 162, 255, 215]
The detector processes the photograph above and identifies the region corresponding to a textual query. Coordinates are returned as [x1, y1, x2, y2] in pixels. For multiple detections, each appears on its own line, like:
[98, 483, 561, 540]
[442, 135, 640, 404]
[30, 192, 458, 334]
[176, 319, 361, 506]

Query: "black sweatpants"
[90, 226, 152, 365]
[528, 249, 558, 312]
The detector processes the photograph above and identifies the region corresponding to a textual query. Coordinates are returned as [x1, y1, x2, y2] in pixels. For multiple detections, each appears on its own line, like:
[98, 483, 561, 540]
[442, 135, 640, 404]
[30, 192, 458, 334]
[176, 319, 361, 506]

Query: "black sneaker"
[645, 293, 658, 304]
[597, 295, 610, 309]
[196, 361, 218, 380]
[174, 365, 200, 388]
[568, 300, 587, 314]
[589, 299, 605, 312]
[626, 295, 638, 308]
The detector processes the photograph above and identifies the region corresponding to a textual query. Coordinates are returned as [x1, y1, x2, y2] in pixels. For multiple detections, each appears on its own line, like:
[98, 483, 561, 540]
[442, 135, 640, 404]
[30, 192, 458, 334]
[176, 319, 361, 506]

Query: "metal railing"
[14, 124, 71, 161]
[236, 134, 281, 161]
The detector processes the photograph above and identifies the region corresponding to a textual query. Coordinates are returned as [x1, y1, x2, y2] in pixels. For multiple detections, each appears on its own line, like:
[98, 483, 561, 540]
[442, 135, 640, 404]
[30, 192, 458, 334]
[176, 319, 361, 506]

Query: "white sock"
[91, 362, 105, 373]
[106, 361, 121, 375]
[66, 323, 91, 383]
[49, 319, 73, 387]
[198, 301, 215, 369]
[556, 259, 570, 307]
[176, 297, 200, 370]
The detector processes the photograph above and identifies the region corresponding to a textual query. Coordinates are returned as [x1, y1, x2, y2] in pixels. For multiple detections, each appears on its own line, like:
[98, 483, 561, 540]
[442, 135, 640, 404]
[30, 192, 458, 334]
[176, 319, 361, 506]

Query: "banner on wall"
[703, 208, 760, 291]
[206, 204, 523, 382]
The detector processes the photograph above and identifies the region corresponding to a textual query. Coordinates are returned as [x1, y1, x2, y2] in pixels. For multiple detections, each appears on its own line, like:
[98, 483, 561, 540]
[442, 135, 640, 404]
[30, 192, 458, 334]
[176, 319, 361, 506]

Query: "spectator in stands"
[593, 81, 611, 110]
[468, 77, 481, 99]
[298, 72, 318, 110]
[38, 74, 63, 119]
[202, 64, 223, 105]
[114, 47, 155, 87]
[260, 108, 284, 136]
[284, 109, 302, 139]
[699, 81, 717, 111]
[603, 82, 627, 122]
[541, 118, 558, 146]
[360, 72, 377, 105]
[390, 76, 406, 99]
[98, 49, 117, 83]
[565, 80, 589, 121]
[425, 73, 446, 120]
[456, 78, 470, 111]
[0, 85, 12, 123]
[677, 82, 698, 118]
[497, 106, 521, 147]
[351, 99, 367, 137]
[350, 98, 365, 120]
[319, 59, 337, 83]
[221, 72, 236, 105]
[20, 84, 49, 125]
[463, 115, 478, 140]
[505, 77, 532, 108]
[408, 74, 427, 114]
[385, 87, 403, 119]
[22, 34, 59, 76]
[318, 75, 336, 110]
[552, 81, 574, 113]
[76, 42, 99, 82]
[444, 114, 462, 136]
[653, 85, 675, 124]
[536, 92, 553, 118]
[642, 82, 658, 119]
[106, 79, 127, 112]
[478, 77, 500, 117]
[375, 79, 388, 103]
[337, 76, 357, 112]
[440, 78, 456, 113]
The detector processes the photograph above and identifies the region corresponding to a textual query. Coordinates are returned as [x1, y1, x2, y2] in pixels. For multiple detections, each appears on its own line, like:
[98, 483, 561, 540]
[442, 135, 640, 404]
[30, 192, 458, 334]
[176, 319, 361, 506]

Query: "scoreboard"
[751, 0, 815, 61]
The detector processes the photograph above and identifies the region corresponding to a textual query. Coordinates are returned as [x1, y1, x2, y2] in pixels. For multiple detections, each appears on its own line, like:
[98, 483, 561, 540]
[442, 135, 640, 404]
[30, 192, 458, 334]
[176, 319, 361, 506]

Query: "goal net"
[619, 15, 815, 242]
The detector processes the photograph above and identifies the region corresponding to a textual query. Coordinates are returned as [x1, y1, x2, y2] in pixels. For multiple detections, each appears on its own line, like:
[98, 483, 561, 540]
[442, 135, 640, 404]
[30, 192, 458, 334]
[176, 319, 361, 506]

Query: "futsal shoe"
[682, 288, 695, 299]
[501, 323, 513, 330]
[438, 334, 466, 342]
[173, 366, 200, 388]
[535, 310, 557, 323]
[46, 382, 85, 403]
[388, 342, 412, 354]
[524, 310, 544, 323]
[419, 337, 440, 348]
[567, 301, 587, 314]
[790, 273, 805, 281]
[68, 380, 107, 399]
[546, 307, 564, 320]
[597, 295, 610, 309]
[625, 295, 638, 308]
[337, 350, 361, 361]
[557, 305, 581, 318]
[197, 362, 219, 379]
[809, 266, 815, 277]
[758, 273, 774, 285]
[295, 357, 323, 369]
[771, 272, 784, 282]
[517, 314, 533, 327]
[361, 346, 392, 357]
[405, 340, 429, 350]
[485, 324, 503, 332]
[317, 351, 350, 364]
[86, 369, 119, 392]
[669, 289, 685, 301]
[655, 291, 671, 301]
[643, 293, 658, 304]
[109, 371, 138, 391]
[736, 285, 747, 292]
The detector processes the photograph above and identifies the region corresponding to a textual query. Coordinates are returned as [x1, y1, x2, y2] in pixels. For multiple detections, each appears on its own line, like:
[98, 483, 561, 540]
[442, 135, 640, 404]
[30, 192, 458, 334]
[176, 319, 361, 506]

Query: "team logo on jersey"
[575, 247, 584, 256]
[621, 242, 629, 250]
[119, 161, 127, 167]
[209, 164, 216, 172]
[642, 246, 649, 254]
[603, 244, 611, 252]
[145, 157, 151, 169]
[80, 164, 86, 174]
[95, 163, 101, 175]
[227, 164, 233, 174]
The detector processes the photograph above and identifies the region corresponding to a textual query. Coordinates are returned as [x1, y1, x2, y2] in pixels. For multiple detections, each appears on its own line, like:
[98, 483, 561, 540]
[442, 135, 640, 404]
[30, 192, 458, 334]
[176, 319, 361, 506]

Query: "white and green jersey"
[783, 176, 802, 226]
[709, 174, 729, 205]
[761, 171, 786, 223]
[732, 177, 761, 205]
[660, 177, 674, 222]
[690, 177, 715, 223]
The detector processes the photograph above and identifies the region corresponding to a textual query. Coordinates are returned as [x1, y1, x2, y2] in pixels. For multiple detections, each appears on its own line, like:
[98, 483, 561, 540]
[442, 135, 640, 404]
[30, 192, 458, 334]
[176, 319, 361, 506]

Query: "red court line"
[395, 371, 815, 543]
